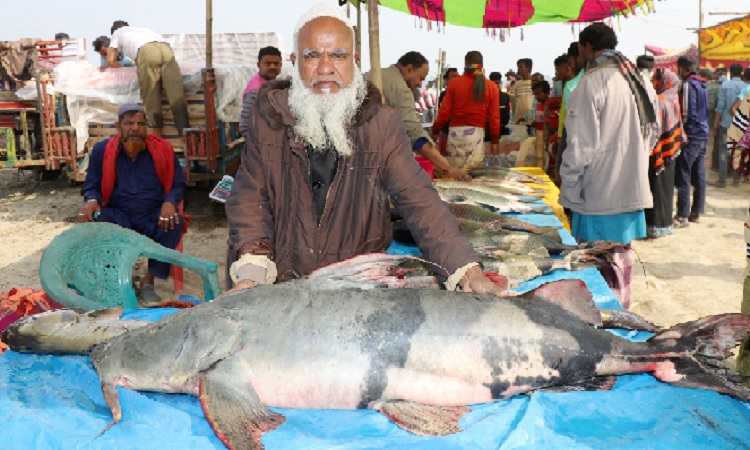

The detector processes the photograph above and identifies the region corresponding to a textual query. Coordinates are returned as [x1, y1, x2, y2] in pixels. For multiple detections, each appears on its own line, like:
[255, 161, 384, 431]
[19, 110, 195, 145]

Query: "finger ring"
[77, 213, 84, 216]
[159, 217, 167, 221]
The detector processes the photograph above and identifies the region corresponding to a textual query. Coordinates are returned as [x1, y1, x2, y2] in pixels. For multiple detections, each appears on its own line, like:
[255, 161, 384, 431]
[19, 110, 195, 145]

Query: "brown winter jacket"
[226, 78, 478, 283]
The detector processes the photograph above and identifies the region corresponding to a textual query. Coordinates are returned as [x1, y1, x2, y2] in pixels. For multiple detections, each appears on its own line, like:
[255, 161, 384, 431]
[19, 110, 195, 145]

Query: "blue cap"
[117, 103, 146, 117]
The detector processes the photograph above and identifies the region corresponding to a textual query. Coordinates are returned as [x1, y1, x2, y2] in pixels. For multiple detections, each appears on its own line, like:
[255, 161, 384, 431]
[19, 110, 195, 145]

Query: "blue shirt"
[716, 77, 746, 128]
[738, 84, 750, 101]
[100, 54, 135, 68]
[84, 139, 186, 216]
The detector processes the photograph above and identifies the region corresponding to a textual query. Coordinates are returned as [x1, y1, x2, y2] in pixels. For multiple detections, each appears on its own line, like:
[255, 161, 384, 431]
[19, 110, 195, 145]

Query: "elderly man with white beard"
[225, 4, 501, 295]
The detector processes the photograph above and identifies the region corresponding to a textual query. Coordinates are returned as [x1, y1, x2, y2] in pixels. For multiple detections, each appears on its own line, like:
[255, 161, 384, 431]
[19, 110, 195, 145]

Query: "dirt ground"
[0, 168, 746, 331]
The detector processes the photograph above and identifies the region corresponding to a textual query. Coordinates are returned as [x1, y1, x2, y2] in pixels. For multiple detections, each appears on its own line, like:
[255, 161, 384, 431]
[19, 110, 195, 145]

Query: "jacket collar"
[255, 78, 383, 131]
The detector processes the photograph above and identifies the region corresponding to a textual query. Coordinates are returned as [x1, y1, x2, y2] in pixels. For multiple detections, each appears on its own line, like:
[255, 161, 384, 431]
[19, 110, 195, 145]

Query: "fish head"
[2, 309, 82, 352]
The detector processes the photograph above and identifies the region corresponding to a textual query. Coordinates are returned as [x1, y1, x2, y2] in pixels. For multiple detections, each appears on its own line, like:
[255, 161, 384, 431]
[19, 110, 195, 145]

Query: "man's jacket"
[680, 74, 710, 140]
[226, 79, 477, 283]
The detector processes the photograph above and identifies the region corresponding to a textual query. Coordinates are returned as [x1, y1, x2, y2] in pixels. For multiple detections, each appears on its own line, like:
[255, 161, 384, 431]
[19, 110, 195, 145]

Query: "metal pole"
[206, 0, 213, 69]
[367, 0, 383, 94]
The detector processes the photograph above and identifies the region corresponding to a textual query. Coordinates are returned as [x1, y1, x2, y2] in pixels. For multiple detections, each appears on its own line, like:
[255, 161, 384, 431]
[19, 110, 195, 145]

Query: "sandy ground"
[0, 168, 746, 331]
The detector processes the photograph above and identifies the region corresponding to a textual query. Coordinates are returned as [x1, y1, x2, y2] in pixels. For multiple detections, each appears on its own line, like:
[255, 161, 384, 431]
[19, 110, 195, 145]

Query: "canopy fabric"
[699, 15, 750, 62]
[645, 44, 698, 74]
[374, 0, 655, 28]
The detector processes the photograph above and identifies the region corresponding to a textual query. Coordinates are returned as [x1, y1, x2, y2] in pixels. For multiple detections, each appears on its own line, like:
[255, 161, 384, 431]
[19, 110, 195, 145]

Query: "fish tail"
[539, 228, 563, 241]
[648, 314, 750, 400]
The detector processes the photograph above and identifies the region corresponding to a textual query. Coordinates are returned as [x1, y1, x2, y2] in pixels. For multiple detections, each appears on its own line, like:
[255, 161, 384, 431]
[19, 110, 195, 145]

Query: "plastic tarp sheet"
[26, 33, 287, 152]
[2, 196, 750, 448]
[50, 62, 254, 152]
[3, 271, 750, 448]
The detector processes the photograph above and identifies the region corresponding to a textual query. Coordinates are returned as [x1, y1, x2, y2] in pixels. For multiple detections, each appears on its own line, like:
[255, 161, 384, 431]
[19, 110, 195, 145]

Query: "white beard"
[288, 67, 366, 157]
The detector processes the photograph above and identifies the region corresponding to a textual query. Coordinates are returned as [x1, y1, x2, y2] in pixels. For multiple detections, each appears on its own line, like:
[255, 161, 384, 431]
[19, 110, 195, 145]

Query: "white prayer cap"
[293, 3, 353, 53]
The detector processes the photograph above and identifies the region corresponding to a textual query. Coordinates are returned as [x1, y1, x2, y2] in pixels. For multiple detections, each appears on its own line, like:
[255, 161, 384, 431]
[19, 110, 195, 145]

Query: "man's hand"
[459, 265, 507, 296]
[77, 200, 100, 222]
[490, 142, 500, 156]
[446, 167, 471, 182]
[158, 202, 180, 231]
[226, 279, 258, 294]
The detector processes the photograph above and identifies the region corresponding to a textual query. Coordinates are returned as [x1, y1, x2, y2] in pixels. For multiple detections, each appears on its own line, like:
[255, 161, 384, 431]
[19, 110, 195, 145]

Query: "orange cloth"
[0, 288, 63, 354]
[432, 73, 501, 143]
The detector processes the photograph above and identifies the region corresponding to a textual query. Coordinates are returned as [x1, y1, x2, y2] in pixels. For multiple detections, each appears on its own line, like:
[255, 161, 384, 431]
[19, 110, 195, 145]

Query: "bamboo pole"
[355, 1, 362, 66]
[206, 0, 213, 69]
[435, 49, 446, 117]
[367, 0, 382, 94]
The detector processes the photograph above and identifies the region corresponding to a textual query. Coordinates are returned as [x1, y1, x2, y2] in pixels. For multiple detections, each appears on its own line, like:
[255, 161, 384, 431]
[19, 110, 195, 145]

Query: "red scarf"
[101, 135, 175, 206]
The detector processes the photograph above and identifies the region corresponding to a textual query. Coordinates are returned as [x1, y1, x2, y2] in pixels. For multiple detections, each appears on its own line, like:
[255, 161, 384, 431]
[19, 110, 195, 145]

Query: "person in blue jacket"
[674, 56, 709, 227]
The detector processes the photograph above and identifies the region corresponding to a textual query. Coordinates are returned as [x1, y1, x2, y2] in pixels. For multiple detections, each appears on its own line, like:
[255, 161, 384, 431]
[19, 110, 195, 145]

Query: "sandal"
[673, 216, 689, 228]
[688, 213, 700, 223]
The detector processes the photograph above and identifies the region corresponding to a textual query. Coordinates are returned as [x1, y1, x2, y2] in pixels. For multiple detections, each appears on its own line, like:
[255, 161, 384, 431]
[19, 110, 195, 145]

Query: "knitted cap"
[293, 3, 352, 53]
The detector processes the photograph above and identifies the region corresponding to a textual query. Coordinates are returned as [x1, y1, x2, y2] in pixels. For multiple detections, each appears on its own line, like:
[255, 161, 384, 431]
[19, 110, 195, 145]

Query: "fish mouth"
[1, 324, 44, 353]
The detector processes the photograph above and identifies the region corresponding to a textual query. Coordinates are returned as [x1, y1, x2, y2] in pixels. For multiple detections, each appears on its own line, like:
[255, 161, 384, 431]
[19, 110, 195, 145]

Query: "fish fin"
[599, 309, 661, 332]
[440, 194, 467, 203]
[474, 202, 503, 213]
[528, 247, 550, 258]
[531, 204, 553, 214]
[537, 376, 617, 393]
[83, 307, 124, 320]
[302, 254, 441, 290]
[649, 314, 750, 400]
[523, 279, 602, 327]
[371, 399, 470, 436]
[199, 357, 285, 450]
[95, 377, 125, 438]
[540, 228, 564, 241]
[518, 195, 544, 203]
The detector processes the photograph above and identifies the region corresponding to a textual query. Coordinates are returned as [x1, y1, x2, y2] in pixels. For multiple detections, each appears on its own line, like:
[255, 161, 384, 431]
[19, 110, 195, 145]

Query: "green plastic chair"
[40, 222, 221, 311]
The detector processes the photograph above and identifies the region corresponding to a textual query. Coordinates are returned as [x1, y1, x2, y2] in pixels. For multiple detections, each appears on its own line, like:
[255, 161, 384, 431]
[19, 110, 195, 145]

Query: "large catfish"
[4, 280, 750, 450]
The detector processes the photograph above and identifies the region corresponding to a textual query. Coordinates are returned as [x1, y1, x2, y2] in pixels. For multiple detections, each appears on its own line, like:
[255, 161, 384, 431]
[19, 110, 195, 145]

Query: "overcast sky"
[2, 0, 748, 79]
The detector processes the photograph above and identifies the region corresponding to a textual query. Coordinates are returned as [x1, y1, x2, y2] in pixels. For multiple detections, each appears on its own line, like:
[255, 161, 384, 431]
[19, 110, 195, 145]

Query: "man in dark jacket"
[674, 55, 710, 226]
[488, 72, 511, 136]
[225, 4, 501, 295]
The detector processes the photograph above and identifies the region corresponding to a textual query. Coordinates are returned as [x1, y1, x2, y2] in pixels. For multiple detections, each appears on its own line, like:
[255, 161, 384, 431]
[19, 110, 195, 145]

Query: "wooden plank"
[162, 104, 206, 122]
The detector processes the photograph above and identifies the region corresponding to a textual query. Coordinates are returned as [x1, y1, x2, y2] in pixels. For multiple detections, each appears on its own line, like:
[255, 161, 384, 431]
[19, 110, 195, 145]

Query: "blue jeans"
[716, 126, 729, 181]
[675, 139, 707, 218]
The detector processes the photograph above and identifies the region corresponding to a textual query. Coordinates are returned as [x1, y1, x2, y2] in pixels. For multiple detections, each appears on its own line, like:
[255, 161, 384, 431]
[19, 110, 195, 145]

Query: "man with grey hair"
[225, 4, 501, 295]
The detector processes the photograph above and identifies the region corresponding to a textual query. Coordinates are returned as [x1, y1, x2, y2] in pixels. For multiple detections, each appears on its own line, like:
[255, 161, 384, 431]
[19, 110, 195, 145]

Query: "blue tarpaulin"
[2, 267, 750, 449]
[2, 195, 750, 449]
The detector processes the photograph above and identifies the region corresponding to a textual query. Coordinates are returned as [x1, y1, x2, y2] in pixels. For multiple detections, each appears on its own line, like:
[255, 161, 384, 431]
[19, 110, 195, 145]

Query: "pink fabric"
[598, 246, 635, 310]
[243, 73, 267, 95]
[739, 127, 750, 151]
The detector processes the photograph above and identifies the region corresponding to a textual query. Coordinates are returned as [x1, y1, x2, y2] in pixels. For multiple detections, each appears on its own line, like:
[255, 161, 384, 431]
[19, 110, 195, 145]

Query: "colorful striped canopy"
[373, 0, 656, 28]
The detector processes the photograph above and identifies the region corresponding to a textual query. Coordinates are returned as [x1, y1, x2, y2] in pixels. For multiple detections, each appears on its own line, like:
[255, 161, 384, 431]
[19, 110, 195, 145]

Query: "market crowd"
[68, 4, 750, 373]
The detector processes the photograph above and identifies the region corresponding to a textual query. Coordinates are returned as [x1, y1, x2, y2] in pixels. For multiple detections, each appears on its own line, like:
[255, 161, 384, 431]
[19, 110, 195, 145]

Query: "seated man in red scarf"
[76, 103, 186, 302]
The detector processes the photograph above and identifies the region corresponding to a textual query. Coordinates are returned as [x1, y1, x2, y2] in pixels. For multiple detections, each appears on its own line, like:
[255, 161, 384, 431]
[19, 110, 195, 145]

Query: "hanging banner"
[699, 15, 750, 61]
[373, 0, 653, 28]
